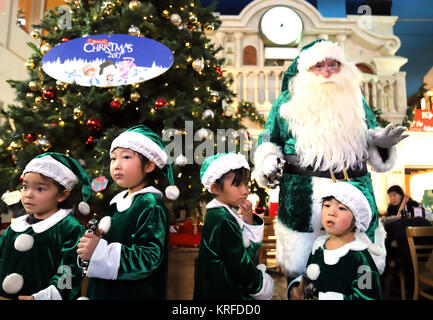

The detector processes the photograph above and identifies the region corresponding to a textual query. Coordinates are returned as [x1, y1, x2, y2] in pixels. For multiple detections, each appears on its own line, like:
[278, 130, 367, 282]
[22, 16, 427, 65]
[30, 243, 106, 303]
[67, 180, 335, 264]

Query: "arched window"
[243, 46, 257, 66]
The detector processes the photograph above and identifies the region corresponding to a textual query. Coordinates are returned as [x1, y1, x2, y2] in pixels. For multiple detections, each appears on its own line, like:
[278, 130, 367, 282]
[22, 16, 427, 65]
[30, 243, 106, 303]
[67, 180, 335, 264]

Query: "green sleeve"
[117, 205, 167, 281]
[363, 97, 379, 130]
[344, 254, 382, 300]
[52, 221, 85, 300]
[211, 218, 263, 294]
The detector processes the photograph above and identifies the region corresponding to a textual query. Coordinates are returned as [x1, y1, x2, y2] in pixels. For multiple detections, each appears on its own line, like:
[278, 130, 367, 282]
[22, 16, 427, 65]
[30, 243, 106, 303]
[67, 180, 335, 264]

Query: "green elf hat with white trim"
[200, 153, 250, 193]
[22, 152, 92, 215]
[110, 124, 179, 200]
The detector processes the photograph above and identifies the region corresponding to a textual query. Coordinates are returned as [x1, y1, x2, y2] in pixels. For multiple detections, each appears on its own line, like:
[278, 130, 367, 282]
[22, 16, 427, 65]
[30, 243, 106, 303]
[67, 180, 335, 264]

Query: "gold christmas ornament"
[170, 13, 182, 26]
[34, 96, 42, 104]
[40, 43, 52, 55]
[29, 81, 40, 91]
[130, 91, 140, 101]
[128, 25, 140, 36]
[193, 97, 201, 104]
[30, 30, 40, 39]
[162, 10, 170, 18]
[73, 107, 84, 119]
[192, 59, 204, 72]
[128, 0, 141, 10]
[24, 60, 35, 69]
[204, 23, 214, 32]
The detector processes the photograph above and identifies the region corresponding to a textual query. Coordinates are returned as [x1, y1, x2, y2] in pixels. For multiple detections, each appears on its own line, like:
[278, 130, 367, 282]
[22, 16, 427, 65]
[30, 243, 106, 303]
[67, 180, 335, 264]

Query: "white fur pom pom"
[78, 201, 90, 215]
[77, 296, 90, 300]
[165, 185, 180, 200]
[98, 216, 111, 235]
[306, 263, 320, 281]
[2, 273, 24, 294]
[14, 234, 34, 252]
[243, 234, 251, 248]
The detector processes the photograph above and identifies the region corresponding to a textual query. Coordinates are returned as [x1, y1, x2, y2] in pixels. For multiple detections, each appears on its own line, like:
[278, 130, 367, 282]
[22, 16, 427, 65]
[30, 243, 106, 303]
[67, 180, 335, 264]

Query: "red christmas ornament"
[154, 98, 168, 110]
[85, 136, 94, 145]
[215, 66, 223, 78]
[110, 100, 122, 110]
[42, 87, 55, 100]
[86, 118, 101, 131]
[25, 133, 36, 143]
[61, 37, 70, 42]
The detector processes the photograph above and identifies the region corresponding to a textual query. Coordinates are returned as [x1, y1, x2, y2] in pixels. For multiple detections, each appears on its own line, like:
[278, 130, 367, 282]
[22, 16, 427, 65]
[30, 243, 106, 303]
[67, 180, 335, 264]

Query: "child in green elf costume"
[0, 152, 90, 300]
[194, 153, 274, 300]
[289, 181, 382, 300]
[77, 125, 179, 300]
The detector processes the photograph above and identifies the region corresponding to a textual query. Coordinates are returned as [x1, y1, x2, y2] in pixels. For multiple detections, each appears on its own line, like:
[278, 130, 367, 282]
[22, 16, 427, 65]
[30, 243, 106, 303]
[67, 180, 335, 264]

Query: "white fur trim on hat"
[165, 185, 180, 200]
[201, 154, 250, 192]
[2, 273, 24, 294]
[322, 182, 372, 233]
[297, 41, 345, 72]
[22, 155, 79, 191]
[14, 234, 34, 252]
[110, 131, 168, 169]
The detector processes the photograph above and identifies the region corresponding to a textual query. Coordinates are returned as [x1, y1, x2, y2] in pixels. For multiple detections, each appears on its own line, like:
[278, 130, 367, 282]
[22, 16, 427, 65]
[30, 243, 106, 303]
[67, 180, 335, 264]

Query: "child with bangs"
[193, 153, 274, 300]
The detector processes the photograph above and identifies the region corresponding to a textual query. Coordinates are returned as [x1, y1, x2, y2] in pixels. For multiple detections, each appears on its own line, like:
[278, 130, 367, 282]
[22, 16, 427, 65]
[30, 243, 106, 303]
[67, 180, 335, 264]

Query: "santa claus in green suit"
[252, 39, 408, 279]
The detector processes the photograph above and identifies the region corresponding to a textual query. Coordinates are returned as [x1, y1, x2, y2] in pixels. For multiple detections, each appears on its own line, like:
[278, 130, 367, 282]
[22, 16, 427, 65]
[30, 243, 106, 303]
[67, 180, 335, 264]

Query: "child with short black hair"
[0, 152, 90, 300]
[194, 153, 274, 300]
[77, 125, 179, 300]
[289, 181, 383, 300]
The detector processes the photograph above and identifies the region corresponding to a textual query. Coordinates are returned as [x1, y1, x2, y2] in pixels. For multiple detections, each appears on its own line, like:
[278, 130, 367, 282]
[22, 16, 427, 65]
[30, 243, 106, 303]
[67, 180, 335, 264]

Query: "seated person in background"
[386, 185, 423, 218]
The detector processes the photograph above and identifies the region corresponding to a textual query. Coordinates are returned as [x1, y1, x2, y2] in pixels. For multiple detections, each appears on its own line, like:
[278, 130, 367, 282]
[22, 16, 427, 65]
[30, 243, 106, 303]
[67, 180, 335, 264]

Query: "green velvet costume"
[193, 199, 265, 300]
[0, 209, 84, 300]
[291, 235, 382, 300]
[85, 187, 169, 300]
[253, 40, 391, 277]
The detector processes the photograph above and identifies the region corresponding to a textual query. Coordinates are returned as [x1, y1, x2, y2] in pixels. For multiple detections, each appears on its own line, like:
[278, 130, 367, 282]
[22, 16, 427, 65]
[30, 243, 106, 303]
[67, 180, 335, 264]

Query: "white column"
[233, 32, 243, 68]
[215, 31, 226, 60]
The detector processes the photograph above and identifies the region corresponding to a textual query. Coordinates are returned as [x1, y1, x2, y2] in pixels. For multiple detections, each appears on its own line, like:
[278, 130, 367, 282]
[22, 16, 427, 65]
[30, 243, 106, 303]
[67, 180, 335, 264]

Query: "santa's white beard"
[280, 64, 369, 172]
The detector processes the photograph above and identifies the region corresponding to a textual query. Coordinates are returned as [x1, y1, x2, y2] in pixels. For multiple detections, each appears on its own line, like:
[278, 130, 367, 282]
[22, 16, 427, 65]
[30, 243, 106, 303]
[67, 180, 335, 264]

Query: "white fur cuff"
[87, 239, 121, 280]
[319, 291, 344, 300]
[367, 143, 397, 172]
[250, 267, 274, 300]
[32, 284, 62, 300]
[252, 142, 283, 187]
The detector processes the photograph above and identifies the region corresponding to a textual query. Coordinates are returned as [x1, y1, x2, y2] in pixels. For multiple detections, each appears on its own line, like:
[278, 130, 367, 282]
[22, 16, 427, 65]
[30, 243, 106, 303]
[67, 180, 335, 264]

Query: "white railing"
[223, 66, 408, 122]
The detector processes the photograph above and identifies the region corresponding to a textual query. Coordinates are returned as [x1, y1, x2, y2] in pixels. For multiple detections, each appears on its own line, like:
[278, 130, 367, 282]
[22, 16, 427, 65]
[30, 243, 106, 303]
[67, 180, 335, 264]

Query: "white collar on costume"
[10, 208, 72, 233]
[206, 198, 244, 229]
[110, 186, 163, 212]
[312, 233, 369, 265]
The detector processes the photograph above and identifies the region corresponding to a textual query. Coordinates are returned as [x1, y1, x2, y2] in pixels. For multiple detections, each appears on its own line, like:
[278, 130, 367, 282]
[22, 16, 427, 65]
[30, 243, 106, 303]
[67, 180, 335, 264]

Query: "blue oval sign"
[41, 34, 174, 87]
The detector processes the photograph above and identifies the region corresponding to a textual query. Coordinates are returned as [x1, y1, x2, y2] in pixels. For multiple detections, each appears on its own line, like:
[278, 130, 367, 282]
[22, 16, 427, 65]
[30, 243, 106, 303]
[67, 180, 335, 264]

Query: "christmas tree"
[0, 0, 267, 219]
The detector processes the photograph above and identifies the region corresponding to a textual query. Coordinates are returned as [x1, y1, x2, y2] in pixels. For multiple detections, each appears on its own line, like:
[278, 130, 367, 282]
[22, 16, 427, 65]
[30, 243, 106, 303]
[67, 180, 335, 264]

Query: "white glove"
[250, 264, 274, 300]
[262, 154, 279, 177]
[369, 124, 409, 149]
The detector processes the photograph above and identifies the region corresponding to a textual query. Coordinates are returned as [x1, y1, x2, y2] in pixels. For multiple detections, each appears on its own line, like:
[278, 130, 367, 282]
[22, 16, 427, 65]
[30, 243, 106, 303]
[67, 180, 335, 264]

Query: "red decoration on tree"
[61, 37, 70, 42]
[154, 98, 168, 110]
[25, 133, 36, 143]
[86, 118, 101, 131]
[215, 66, 223, 78]
[110, 100, 122, 110]
[42, 87, 55, 100]
[85, 136, 94, 145]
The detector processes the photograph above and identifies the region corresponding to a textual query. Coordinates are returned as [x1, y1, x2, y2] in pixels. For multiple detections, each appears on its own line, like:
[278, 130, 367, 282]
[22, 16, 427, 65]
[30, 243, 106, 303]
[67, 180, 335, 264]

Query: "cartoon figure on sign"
[99, 60, 117, 86]
[118, 57, 136, 80]
[82, 64, 100, 86]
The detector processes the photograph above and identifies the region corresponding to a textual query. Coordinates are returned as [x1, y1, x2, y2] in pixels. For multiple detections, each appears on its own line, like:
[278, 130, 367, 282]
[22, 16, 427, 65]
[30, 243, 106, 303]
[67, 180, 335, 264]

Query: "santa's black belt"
[282, 154, 367, 180]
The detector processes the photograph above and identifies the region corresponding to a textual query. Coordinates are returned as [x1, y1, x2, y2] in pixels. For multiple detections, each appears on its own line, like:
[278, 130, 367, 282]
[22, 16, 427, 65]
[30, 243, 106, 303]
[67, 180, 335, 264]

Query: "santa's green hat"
[281, 39, 345, 92]
[200, 153, 250, 193]
[110, 124, 179, 200]
[22, 152, 92, 215]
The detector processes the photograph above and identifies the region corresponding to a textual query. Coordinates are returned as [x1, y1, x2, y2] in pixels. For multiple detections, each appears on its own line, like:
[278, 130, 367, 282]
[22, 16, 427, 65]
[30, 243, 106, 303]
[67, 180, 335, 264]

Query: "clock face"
[260, 6, 303, 46]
